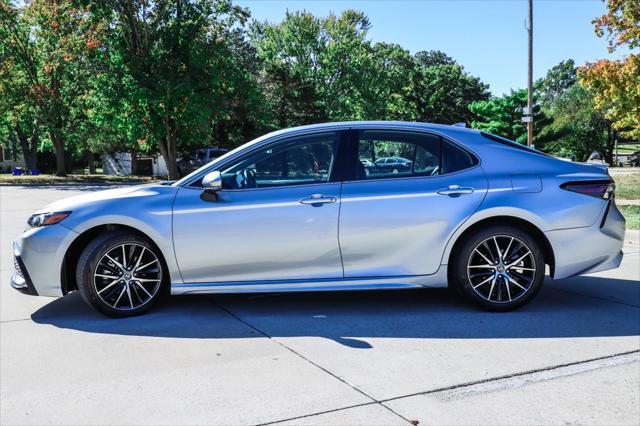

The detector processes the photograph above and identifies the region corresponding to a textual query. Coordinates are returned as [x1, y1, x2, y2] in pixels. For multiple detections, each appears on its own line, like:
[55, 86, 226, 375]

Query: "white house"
[102, 152, 168, 177]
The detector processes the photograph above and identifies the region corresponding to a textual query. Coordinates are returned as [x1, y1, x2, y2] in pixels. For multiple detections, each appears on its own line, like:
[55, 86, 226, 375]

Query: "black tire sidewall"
[76, 231, 166, 318]
[452, 225, 545, 311]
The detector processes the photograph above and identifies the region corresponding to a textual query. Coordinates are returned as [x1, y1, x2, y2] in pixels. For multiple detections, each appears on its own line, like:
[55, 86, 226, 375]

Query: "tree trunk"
[28, 133, 38, 170]
[130, 149, 138, 175]
[14, 124, 38, 171]
[50, 131, 66, 176]
[87, 151, 96, 174]
[157, 136, 179, 180]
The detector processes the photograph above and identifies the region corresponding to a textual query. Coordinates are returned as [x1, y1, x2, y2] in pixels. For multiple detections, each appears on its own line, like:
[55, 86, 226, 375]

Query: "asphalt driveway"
[1, 185, 639, 425]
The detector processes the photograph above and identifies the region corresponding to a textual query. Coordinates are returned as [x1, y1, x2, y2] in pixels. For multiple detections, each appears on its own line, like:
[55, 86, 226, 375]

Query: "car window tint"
[220, 133, 337, 189]
[356, 131, 440, 180]
[441, 140, 478, 174]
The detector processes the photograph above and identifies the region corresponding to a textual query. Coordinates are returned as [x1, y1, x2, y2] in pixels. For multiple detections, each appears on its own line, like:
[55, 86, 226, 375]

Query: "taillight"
[560, 179, 615, 200]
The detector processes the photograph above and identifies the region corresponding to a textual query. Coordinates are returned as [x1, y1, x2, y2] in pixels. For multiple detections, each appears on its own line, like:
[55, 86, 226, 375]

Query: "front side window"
[356, 131, 441, 180]
[220, 133, 338, 189]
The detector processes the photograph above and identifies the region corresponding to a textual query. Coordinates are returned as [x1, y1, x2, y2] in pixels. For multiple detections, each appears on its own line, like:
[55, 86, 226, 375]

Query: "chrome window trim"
[181, 180, 340, 193]
[178, 123, 482, 189]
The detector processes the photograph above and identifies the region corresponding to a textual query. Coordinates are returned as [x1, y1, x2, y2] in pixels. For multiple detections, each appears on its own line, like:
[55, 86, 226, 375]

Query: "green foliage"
[1, 3, 633, 177]
[0, 0, 103, 175]
[469, 89, 531, 144]
[416, 62, 490, 124]
[536, 59, 577, 107]
[539, 85, 611, 162]
[251, 10, 372, 126]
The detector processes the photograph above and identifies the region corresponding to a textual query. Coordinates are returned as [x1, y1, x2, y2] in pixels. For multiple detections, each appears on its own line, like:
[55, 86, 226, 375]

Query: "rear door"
[339, 129, 488, 277]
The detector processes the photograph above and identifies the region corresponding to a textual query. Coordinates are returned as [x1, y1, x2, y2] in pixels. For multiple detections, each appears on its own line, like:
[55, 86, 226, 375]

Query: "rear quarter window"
[441, 140, 479, 174]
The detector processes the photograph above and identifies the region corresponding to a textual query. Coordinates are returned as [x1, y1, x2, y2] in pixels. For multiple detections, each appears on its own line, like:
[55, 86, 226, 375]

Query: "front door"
[172, 131, 344, 284]
[339, 129, 488, 277]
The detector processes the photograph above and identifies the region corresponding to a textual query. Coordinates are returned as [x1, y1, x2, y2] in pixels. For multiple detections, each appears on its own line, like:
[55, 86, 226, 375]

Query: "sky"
[236, 0, 630, 96]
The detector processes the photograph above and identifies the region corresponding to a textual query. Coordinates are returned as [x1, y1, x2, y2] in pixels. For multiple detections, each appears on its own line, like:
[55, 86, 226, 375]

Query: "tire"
[76, 231, 166, 317]
[451, 225, 545, 311]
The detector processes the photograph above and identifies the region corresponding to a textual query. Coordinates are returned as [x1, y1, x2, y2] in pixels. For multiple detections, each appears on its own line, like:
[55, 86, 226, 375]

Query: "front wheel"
[451, 225, 545, 311]
[76, 231, 166, 317]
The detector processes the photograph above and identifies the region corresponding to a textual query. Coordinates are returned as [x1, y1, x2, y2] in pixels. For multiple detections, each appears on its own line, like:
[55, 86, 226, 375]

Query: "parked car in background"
[365, 156, 413, 176]
[177, 147, 229, 177]
[587, 151, 608, 165]
[11, 121, 625, 317]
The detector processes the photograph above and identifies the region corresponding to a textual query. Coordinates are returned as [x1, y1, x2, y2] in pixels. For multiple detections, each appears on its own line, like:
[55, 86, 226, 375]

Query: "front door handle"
[437, 185, 474, 196]
[299, 194, 338, 206]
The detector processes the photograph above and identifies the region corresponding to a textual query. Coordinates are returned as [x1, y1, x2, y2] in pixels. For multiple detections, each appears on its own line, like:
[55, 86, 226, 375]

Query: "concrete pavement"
[1, 185, 638, 425]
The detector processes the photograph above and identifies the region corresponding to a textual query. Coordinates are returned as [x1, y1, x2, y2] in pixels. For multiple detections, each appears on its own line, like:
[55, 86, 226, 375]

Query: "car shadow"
[31, 276, 640, 348]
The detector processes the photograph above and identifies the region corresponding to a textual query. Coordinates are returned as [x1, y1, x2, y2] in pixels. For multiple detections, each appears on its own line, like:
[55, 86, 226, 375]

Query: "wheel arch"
[445, 215, 556, 280]
[61, 224, 171, 295]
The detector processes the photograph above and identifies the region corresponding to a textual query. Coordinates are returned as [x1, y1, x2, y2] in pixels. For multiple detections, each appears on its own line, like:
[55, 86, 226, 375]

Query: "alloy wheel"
[466, 235, 536, 304]
[93, 243, 162, 310]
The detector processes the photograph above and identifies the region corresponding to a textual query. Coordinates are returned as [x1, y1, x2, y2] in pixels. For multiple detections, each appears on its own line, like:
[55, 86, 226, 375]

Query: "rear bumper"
[546, 200, 625, 279]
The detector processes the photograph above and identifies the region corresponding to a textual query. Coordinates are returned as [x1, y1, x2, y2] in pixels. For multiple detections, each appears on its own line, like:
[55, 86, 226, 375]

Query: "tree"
[0, 0, 103, 176]
[414, 50, 456, 68]
[539, 85, 612, 162]
[0, 23, 39, 170]
[356, 42, 418, 121]
[536, 59, 577, 107]
[251, 10, 373, 127]
[412, 51, 489, 125]
[578, 0, 639, 139]
[89, 0, 252, 179]
[469, 89, 531, 143]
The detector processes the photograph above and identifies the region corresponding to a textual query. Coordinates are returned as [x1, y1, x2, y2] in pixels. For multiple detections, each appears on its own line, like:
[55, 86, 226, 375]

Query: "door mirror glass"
[202, 170, 222, 192]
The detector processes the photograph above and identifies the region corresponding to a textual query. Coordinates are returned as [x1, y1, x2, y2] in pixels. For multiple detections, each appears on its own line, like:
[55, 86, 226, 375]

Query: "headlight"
[28, 211, 71, 228]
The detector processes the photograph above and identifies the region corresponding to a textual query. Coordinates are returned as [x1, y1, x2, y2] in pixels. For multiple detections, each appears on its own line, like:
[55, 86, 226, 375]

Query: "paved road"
[1, 185, 639, 425]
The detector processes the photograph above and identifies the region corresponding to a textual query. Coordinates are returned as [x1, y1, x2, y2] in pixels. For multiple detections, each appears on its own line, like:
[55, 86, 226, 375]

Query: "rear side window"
[351, 130, 478, 181]
[356, 131, 441, 180]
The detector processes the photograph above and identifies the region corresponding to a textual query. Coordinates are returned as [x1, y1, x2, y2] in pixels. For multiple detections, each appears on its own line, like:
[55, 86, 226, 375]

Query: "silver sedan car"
[11, 122, 625, 317]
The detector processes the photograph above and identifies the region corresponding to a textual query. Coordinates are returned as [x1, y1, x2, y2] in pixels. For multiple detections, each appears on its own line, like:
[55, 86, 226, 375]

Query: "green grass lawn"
[0, 174, 162, 185]
[616, 143, 640, 154]
[619, 205, 640, 230]
[613, 173, 640, 200]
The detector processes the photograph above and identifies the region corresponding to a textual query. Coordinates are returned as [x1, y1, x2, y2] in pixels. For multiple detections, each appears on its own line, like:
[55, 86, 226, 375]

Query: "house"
[0, 146, 25, 172]
[102, 152, 168, 177]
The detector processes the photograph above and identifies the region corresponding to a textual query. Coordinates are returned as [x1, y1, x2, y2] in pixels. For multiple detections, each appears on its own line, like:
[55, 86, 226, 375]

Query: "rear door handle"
[437, 185, 474, 196]
[299, 194, 338, 206]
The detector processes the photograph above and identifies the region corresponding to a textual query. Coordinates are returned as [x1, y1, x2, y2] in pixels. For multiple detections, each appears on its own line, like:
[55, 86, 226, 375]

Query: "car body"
[176, 147, 229, 177]
[11, 121, 625, 316]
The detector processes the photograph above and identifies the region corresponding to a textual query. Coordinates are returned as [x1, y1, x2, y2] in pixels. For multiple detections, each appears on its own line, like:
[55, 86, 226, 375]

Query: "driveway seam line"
[254, 349, 640, 425]
[208, 298, 413, 426]
[378, 349, 640, 404]
[0, 318, 32, 324]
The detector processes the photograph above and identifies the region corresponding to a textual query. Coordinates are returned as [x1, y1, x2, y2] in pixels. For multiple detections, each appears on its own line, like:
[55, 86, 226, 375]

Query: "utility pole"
[526, 0, 534, 147]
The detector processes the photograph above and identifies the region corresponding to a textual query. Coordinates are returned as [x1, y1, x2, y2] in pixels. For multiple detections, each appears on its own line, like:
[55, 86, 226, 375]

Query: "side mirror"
[202, 170, 222, 192]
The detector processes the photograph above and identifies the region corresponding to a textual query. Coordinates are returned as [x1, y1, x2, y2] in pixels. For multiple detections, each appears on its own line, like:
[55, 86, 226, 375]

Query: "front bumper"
[546, 200, 625, 279]
[11, 224, 78, 297]
[11, 255, 38, 295]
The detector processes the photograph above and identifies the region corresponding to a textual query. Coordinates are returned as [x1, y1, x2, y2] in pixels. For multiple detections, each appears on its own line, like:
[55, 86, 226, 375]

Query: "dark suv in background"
[177, 148, 229, 177]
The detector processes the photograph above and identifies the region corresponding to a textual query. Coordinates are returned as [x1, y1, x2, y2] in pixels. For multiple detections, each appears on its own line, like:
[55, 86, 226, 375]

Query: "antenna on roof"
[452, 122, 468, 128]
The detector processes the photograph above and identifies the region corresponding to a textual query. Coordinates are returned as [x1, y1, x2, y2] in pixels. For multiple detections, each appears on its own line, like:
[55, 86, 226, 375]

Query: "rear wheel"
[451, 225, 545, 311]
[76, 231, 165, 317]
